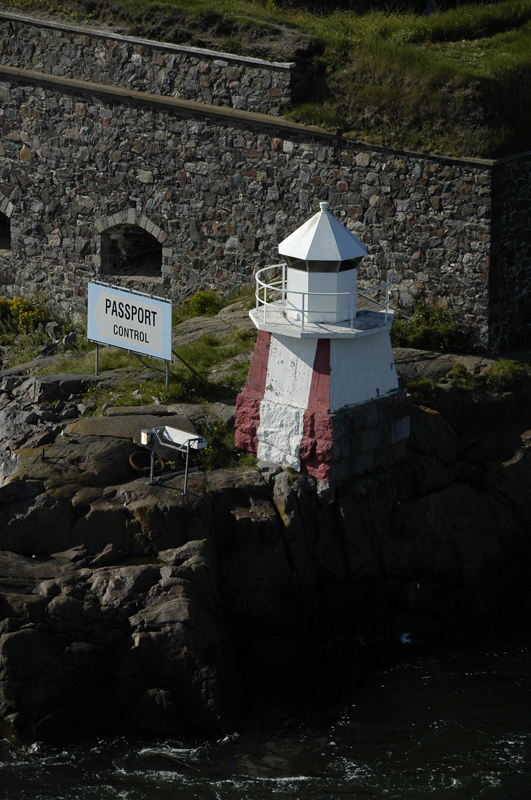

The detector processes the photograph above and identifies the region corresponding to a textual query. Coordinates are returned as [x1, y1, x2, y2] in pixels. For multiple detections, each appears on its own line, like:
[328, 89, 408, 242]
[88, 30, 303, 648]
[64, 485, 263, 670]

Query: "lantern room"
[279, 201, 367, 324]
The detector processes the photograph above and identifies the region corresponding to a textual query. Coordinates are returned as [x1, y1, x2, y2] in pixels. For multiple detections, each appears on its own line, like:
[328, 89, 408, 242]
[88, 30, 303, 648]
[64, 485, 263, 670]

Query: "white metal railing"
[254, 264, 393, 331]
[357, 275, 394, 322]
[255, 263, 286, 322]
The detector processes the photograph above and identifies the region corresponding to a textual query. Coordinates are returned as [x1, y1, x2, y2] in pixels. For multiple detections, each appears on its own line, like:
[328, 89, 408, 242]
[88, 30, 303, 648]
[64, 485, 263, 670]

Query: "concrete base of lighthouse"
[235, 330, 410, 484]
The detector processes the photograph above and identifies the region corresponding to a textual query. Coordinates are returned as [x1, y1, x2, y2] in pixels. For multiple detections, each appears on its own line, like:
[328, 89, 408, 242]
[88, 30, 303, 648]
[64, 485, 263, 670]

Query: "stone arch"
[0, 198, 14, 253]
[95, 210, 166, 277]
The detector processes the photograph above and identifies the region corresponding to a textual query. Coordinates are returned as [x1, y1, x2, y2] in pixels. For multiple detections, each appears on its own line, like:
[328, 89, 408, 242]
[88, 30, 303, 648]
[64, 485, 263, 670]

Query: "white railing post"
[282, 262, 286, 302]
[301, 293, 305, 332]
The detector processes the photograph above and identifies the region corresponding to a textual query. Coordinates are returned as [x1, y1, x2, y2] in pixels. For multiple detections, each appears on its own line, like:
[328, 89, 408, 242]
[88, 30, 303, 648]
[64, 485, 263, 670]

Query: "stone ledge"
[0, 64, 329, 137]
[0, 10, 297, 71]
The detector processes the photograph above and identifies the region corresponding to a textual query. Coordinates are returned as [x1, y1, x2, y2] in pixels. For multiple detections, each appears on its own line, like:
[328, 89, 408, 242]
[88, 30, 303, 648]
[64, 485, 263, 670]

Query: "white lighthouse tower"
[235, 202, 410, 484]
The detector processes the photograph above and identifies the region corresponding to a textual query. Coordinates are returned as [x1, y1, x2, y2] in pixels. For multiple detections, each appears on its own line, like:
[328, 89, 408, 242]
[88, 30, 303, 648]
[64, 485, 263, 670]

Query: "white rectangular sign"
[87, 282, 172, 362]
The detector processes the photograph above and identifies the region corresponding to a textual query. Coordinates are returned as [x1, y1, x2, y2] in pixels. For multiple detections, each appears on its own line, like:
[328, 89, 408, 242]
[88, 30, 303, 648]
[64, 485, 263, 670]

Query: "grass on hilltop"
[1, 0, 530, 156]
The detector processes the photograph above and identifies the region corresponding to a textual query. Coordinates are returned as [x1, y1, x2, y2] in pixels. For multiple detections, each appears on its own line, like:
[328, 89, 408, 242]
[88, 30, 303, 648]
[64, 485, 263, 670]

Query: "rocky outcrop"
[1, 353, 531, 742]
[0, 536, 234, 741]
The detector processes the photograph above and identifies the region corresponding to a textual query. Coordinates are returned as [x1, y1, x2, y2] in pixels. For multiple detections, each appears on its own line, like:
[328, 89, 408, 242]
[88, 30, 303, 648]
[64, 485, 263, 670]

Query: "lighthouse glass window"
[283, 256, 362, 273]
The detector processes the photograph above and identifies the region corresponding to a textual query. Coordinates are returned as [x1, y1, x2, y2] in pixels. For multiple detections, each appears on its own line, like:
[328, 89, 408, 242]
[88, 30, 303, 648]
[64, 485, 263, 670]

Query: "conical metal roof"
[278, 202, 367, 262]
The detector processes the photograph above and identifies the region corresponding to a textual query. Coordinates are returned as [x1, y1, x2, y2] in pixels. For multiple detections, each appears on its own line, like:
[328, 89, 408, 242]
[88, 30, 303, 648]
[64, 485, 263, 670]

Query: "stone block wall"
[0, 69, 497, 342]
[0, 11, 295, 116]
[330, 391, 410, 483]
[0, 11, 529, 350]
[490, 153, 531, 350]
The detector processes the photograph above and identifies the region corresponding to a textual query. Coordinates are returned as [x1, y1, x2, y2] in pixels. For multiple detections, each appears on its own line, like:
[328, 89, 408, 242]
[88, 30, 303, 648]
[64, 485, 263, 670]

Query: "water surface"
[2, 618, 531, 799]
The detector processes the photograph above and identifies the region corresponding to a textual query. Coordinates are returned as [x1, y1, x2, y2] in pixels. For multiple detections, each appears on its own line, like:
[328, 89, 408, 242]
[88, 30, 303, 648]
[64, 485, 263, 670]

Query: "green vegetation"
[200, 419, 238, 469]
[0, 286, 256, 394]
[0, 295, 87, 368]
[26, 287, 259, 470]
[299, 0, 531, 156]
[0, 285, 256, 395]
[172, 290, 224, 325]
[404, 377, 435, 399]
[78, 372, 208, 417]
[484, 358, 528, 392]
[172, 287, 254, 325]
[24, 292, 259, 478]
[406, 357, 529, 400]
[0, 296, 49, 332]
[41, 327, 256, 401]
[2, 0, 530, 156]
[286, 464, 298, 483]
[438, 358, 529, 393]
[0, 296, 48, 367]
[390, 302, 473, 353]
[442, 360, 479, 390]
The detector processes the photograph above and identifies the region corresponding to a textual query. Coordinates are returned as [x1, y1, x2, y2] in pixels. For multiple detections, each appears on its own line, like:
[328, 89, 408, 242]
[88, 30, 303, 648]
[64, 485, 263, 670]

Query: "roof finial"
[320, 201, 329, 213]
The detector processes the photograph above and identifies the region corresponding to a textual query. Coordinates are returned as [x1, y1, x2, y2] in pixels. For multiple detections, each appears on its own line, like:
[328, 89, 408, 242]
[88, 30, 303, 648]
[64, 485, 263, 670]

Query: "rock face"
[1, 357, 531, 742]
[0, 538, 233, 741]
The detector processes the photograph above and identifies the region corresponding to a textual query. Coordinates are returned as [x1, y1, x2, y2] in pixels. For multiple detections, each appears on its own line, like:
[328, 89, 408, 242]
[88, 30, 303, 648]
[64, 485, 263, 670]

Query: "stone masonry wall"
[0, 12, 530, 350]
[0, 70, 497, 345]
[0, 12, 294, 116]
[490, 153, 531, 350]
[330, 392, 410, 484]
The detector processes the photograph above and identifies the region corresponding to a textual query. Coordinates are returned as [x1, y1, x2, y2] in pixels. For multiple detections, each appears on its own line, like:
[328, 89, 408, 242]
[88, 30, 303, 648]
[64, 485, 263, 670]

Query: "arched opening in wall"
[0, 212, 11, 253]
[101, 224, 162, 277]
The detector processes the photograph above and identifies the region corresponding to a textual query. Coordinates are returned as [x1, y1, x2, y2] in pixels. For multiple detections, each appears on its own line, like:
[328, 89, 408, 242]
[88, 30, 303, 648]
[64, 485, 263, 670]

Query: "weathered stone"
[409, 404, 457, 464]
[0, 369, 530, 740]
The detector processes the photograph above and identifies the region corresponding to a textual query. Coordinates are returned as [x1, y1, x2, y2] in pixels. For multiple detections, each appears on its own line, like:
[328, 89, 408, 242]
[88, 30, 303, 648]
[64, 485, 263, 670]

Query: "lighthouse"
[235, 202, 410, 485]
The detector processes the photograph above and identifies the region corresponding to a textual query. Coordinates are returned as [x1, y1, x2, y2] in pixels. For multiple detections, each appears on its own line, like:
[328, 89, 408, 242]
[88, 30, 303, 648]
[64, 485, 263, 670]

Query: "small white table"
[141, 426, 207, 493]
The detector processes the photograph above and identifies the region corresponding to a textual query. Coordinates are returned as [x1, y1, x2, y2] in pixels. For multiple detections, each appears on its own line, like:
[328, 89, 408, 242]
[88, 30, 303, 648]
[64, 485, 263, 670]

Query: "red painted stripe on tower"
[300, 339, 334, 481]
[299, 412, 334, 482]
[234, 395, 262, 454]
[242, 330, 271, 398]
[234, 330, 271, 455]
[306, 339, 330, 413]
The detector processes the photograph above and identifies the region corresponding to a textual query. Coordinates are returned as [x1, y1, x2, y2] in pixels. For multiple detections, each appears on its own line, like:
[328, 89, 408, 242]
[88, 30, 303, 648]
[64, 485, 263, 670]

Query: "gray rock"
[207, 400, 237, 428]
[89, 543, 129, 567]
[256, 461, 283, 486]
[409, 404, 458, 464]
[106, 405, 169, 417]
[45, 321, 62, 341]
[166, 403, 208, 427]
[65, 414, 196, 446]
[62, 331, 78, 347]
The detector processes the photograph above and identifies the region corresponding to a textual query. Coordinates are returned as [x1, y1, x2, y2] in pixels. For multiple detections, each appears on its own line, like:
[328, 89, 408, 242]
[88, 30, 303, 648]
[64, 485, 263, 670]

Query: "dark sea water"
[2, 613, 531, 800]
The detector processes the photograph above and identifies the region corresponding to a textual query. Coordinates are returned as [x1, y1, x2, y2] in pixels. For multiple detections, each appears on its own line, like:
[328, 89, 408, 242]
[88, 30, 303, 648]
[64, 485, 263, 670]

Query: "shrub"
[445, 361, 469, 381]
[9, 296, 48, 331]
[442, 361, 480, 390]
[183, 290, 223, 317]
[199, 419, 237, 469]
[404, 377, 435, 398]
[0, 298, 9, 325]
[483, 359, 528, 392]
[441, 358, 529, 393]
[0, 296, 49, 334]
[390, 303, 473, 353]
